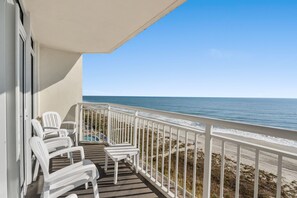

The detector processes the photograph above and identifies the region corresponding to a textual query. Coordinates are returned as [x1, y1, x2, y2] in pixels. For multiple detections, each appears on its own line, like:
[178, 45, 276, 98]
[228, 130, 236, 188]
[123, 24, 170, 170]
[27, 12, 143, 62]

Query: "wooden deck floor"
[26, 144, 165, 198]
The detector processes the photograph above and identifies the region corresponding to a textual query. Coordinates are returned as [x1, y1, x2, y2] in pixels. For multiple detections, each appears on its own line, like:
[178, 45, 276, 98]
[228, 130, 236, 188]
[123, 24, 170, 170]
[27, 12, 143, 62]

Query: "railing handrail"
[79, 102, 297, 142]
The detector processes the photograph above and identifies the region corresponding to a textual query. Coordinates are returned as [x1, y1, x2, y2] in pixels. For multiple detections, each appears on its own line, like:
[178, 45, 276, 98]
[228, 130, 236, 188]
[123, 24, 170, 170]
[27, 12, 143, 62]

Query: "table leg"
[104, 153, 108, 172]
[136, 153, 139, 174]
[132, 155, 135, 168]
[114, 161, 118, 184]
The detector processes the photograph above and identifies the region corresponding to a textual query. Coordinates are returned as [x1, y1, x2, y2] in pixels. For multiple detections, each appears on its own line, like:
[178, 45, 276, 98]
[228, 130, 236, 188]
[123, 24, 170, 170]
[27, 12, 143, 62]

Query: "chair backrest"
[42, 111, 62, 130]
[29, 137, 50, 179]
[31, 119, 45, 139]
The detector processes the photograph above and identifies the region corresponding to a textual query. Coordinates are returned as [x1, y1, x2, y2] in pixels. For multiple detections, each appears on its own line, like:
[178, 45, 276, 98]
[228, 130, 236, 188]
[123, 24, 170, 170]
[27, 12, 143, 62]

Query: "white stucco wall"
[0, 1, 9, 197]
[38, 46, 82, 121]
[1, 1, 19, 197]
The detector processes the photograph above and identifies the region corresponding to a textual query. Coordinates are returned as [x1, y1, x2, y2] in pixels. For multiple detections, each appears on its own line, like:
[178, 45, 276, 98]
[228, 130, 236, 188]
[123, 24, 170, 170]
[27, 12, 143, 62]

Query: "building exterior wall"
[38, 46, 82, 121]
[5, 2, 19, 198]
[1, 1, 19, 197]
[0, 1, 8, 197]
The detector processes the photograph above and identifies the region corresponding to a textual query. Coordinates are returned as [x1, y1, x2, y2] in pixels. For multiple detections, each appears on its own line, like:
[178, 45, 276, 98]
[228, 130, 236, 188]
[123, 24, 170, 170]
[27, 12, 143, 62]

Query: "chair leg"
[104, 153, 108, 172]
[92, 179, 100, 198]
[42, 186, 50, 198]
[70, 152, 74, 164]
[43, 191, 50, 198]
[66, 138, 74, 158]
[114, 161, 118, 184]
[75, 132, 78, 146]
[33, 161, 39, 181]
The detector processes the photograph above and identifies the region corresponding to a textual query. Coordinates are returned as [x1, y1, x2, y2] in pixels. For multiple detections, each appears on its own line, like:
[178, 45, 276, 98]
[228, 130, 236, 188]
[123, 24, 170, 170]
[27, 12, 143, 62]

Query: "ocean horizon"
[83, 96, 297, 131]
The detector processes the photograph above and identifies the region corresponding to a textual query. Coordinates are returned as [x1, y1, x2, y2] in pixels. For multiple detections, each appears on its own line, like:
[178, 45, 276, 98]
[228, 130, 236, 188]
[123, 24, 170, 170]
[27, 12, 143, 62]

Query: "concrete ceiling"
[23, 0, 185, 53]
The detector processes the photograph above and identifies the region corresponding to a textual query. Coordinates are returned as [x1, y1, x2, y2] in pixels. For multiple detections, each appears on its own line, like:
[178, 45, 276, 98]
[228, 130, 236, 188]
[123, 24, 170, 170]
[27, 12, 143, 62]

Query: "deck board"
[26, 144, 165, 198]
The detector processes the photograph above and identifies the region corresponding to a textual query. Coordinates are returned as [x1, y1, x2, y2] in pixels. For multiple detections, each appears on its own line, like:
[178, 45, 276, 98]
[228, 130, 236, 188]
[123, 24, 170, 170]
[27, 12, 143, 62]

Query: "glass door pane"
[19, 35, 25, 187]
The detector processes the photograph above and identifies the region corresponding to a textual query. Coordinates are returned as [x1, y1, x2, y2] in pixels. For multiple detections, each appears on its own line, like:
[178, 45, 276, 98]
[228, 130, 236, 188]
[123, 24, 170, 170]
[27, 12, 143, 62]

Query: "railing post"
[133, 111, 139, 147]
[107, 105, 111, 145]
[133, 111, 139, 168]
[79, 104, 83, 143]
[203, 124, 213, 198]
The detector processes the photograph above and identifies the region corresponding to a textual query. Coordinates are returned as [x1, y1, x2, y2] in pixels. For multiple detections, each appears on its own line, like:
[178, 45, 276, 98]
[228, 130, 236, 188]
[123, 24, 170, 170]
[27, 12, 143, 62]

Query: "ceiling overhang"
[22, 0, 186, 53]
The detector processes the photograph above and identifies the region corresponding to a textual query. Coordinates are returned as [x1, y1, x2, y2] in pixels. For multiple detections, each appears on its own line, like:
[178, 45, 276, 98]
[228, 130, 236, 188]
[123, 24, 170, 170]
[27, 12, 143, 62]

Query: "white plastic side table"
[104, 146, 140, 184]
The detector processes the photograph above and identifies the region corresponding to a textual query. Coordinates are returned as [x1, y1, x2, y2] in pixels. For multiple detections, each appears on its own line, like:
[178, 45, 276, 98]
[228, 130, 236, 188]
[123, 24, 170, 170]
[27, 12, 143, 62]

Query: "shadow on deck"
[26, 144, 165, 198]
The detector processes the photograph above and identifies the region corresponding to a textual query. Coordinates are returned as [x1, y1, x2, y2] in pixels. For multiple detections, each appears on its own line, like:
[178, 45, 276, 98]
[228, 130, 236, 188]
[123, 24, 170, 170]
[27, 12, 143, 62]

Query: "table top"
[104, 146, 139, 161]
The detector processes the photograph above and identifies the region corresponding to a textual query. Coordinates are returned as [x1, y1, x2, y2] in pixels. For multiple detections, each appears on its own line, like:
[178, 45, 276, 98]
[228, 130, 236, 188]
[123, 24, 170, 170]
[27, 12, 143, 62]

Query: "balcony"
[26, 143, 164, 198]
[27, 103, 297, 198]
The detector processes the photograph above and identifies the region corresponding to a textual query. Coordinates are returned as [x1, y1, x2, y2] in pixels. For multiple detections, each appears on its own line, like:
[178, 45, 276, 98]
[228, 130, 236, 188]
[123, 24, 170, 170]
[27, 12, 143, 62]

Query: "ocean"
[83, 96, 297, 131]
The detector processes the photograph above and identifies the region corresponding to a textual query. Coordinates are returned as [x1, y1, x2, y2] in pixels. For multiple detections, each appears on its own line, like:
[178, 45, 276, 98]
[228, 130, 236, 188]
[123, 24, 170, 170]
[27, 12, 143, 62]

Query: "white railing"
[77, 102, 297, 198]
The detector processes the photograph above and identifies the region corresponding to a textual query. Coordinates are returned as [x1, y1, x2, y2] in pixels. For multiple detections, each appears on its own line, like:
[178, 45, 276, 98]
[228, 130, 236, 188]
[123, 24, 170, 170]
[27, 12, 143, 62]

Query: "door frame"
[16, 3, 38, 193]
[24, 29, 36, 187]
[15, 3, 27, 195]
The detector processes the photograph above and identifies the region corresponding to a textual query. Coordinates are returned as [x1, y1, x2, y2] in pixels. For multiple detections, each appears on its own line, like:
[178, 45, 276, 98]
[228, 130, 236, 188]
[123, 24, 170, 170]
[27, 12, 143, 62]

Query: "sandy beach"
[210, 134, 297, 184]
[159, 129, 297, 197]
[168, 130, 297, 183]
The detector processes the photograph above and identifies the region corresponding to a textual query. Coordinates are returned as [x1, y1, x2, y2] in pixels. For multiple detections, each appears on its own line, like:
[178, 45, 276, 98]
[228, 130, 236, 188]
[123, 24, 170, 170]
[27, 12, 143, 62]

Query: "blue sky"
[83, 0, 297, 98]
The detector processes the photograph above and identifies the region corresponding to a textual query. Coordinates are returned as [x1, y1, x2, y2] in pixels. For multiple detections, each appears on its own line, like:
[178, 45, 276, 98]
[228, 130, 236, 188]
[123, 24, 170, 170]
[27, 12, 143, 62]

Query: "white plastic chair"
[31, 119, 73, 181]
[32, 119, 68, 139]
[42, 112, 78, 145]
[30, 137, 99, 198]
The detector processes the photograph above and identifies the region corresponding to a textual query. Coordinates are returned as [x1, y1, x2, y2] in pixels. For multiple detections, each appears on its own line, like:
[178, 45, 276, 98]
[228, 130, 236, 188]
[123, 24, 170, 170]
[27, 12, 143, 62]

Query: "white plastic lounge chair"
[30, 137, 100, 198]
[31, 119, 73, 181]
[32, 119, 68, 139]
[42, 111, 78, 145]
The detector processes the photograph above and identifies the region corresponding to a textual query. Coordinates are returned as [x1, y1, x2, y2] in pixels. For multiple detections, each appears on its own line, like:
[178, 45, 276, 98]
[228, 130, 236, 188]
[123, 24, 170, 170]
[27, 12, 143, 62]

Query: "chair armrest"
[44, 136, 72, 144]
[44, 129, 68, 137]
[44, 137, 73, 152]
[49, 146, 85, 160]
[43, 126, 59, 130]
[48, 163, 98, 183]
[43, 130, 58, 135]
